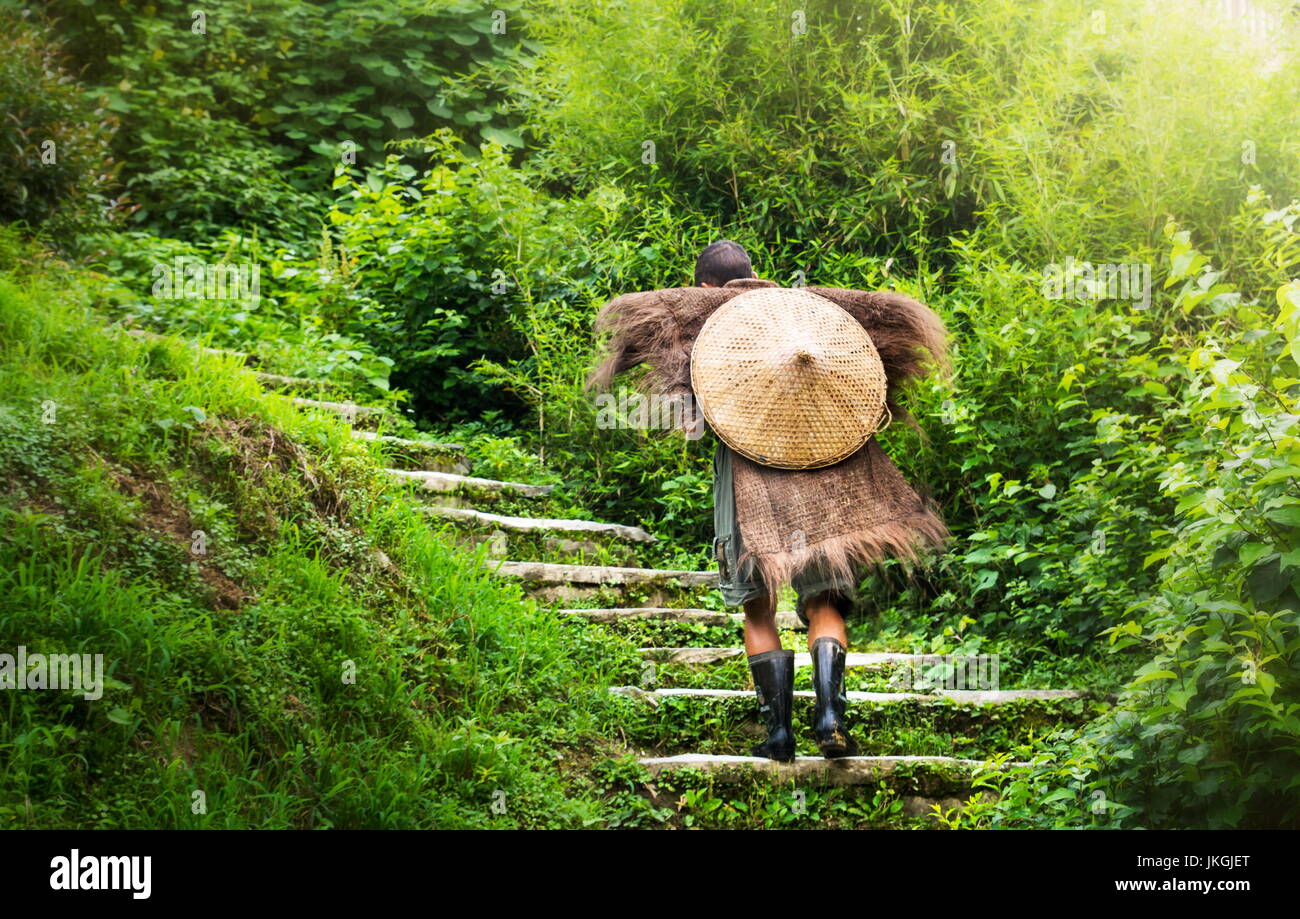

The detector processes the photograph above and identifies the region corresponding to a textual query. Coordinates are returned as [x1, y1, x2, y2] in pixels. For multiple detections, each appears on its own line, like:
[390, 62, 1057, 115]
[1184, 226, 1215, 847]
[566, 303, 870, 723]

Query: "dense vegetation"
[1, 0, 1297, 828]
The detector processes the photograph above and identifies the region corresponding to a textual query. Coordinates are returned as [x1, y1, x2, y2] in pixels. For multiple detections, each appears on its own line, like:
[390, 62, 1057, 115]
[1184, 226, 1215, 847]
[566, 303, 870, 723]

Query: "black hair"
[694, 240, 753, 287]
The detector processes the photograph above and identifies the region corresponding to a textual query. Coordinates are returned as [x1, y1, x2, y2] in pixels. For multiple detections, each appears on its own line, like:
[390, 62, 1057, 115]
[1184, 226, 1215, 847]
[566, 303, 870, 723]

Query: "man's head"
[694, 240, 755, 287]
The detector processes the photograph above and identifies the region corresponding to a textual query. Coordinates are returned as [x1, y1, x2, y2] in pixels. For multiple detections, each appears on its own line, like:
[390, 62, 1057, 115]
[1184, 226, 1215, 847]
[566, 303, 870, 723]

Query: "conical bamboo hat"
[690, 287, 889, 469]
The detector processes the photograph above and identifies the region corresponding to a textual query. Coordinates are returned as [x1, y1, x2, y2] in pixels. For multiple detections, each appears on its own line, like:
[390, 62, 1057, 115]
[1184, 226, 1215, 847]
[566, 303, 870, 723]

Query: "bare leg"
[743, 594, 782, 655]
[803, 591, 848, 649]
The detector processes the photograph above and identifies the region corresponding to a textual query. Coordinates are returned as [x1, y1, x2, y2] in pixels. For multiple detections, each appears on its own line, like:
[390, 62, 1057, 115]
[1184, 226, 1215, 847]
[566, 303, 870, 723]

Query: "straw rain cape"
[589, 277, 950, 603]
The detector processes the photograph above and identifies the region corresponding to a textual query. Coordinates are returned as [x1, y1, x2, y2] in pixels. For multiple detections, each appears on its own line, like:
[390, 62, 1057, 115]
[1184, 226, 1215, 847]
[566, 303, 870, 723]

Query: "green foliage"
[4, 0, 1299, 831]
[1088, 211, 1300, 828]
[82, 227, 400, 401]
[0, 11, 119, 233]
[944, 201, 1300, 829]
[328, 132, 613, 420]
[516, 0, 1300, 267]
[35, 0, 534, 243]
[863, 243, 1176, 653]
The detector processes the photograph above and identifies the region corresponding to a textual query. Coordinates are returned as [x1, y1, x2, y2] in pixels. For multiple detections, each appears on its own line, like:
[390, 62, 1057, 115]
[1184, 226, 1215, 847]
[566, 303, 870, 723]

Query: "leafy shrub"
[121, 115, 322, 242]
[37, 0, 534, 243]
[0, 10, 118, 234]
[945, 197, 1300, 828]
[328, 132, 612, 421]
[84, 227, 399, 400]
[516, 0, 1300, 267]
[1088, 207, 1300, 828]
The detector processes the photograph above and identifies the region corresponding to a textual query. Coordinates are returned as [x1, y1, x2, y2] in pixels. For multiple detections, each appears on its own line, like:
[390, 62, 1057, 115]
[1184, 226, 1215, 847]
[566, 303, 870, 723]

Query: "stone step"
[423, 506, 655, 544]
[414, 494, 473, 509]
[122, 328, 249, 361]
[387, 469, 553, 498]
[352, 431, 466, 453]
[496, 562, 716, 587]
[498, 564, 718, 606]
[291, 397, 383, 423]
[638, 753, 1030, 787]
[611, 687, 1087, 707]
[354, 433, 470, 475]
[562, 608, 805, 630]
[541, 535, 619, 557]
[639, 648, 924, 667]
[256, 371, 327, 389]
[614, 683, 1092, 759]
[640, 646, 745, 664]
[448, 530, 637, 564]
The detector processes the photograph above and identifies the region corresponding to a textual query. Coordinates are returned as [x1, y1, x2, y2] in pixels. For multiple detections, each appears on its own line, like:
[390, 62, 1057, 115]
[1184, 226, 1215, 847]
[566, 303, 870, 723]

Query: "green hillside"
[1, 0, 1297, 829]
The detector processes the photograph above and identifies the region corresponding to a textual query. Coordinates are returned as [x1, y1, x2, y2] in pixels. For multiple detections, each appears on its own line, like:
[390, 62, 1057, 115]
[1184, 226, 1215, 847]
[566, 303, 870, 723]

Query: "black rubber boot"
[811, 637, 858, 758]
[748, 649, 795, 762]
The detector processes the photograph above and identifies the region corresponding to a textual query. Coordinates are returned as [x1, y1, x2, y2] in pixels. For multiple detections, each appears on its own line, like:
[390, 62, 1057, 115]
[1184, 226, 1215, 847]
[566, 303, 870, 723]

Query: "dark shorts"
[711, 442, 856, 625]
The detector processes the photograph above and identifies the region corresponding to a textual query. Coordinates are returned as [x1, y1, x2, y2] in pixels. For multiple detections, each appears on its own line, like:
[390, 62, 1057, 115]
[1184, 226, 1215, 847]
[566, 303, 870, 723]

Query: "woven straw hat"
[690, 287, 889, 470]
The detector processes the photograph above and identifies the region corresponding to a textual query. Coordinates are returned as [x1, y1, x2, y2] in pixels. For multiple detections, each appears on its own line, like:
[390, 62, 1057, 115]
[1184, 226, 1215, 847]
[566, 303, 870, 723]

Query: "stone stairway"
[372, 396, 1092, 820]
[122, 326, 1093, 826]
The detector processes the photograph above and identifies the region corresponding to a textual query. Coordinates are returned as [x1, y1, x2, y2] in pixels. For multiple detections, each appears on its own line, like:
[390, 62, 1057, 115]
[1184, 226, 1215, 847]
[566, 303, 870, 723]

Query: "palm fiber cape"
[589, 278, 951, 605]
